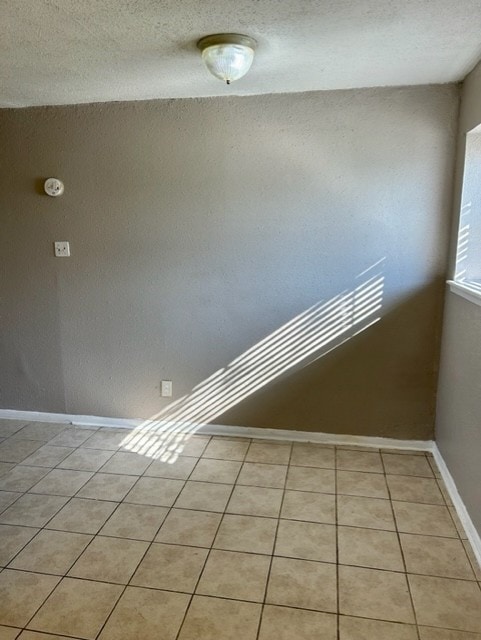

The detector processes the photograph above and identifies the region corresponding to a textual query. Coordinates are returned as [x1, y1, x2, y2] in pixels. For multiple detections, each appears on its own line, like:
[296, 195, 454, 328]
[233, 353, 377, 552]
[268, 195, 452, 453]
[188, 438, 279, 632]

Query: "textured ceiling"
[1, 0, 481, 107]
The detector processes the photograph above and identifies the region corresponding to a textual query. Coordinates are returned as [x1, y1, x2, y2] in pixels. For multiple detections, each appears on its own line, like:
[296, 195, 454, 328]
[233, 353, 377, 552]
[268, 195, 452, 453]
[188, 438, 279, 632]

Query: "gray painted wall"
[436, 61, 481, 533]
[0, 85, 458, 438]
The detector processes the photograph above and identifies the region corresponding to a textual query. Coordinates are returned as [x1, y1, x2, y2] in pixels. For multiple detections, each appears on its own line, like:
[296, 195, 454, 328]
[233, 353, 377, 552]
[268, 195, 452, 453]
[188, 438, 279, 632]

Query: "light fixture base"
[197, 33, 257, 52]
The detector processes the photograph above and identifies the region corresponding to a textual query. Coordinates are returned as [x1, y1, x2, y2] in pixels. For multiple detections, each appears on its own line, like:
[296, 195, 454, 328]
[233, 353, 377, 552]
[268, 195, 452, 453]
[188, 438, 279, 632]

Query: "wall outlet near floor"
[54, 241, 70, 257]
[161, 380, 172, 397]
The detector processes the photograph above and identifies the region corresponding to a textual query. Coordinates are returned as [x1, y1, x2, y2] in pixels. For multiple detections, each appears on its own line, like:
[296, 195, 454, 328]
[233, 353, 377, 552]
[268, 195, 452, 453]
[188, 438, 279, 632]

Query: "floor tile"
[155, 509, 222, 547]
[338, 525, 404, 570]
[259, 605, 336, 640]
[246, 442, 291, 464]
[427, 456, 442, 478]
[77, 473, 137, 501]
[98, 586, 189, 640]
[286, 467, 335, 493]
[337, 449, 383, 473]
[275, 519, 336, 562]
[281, 489, 335, 523]
[237, 462, 287, 488]
[69, 536, 148, 584]
[57, 448, 114, 472]
[0, 492, 22, 513]
[0, 463, 15, 478]
[382, 453, 434, 477]
[338, 445, 382, 452]
[0, 466, 49, 492]
[176, 435, 210, 457]
[83, 429, 128, 450]
[10, 529, 91, 574]
[339, 616, 418, 639]
[214, 514, 277, 554]
[393, 501, 458, 537]
[409, 574, 481, 632]
[0, 441, 44, 464]
[339, 565, 414, 623]
[437, 477, 454, 506]
[28, 577, 122, 639]
[387, 475, 444, 504]
[17, 632, 72, 639]
[227, 485, 283, 517]
[190, 458, 241, 484]
[20, 446, 74, 468]
[99, 451, 152, 475]
[142, 433, 204, 460]
[202, 438, 249, 461]
[290, 443, 335, 469]
[337, 494, 396, 530]
[418, 627, 481, 639]
[175, 480, 231, 512]
[449, 506, 468, 539]
[401, 533, 475, 579]
[382, 448, 426, 455]
[0, 525, 39, 566]
[337, 470, 388, 498]
[197, 549, 270, 602]
[13, 424, 67, 442]
[119, 430, 174, 461]
[145, 455, 197, 479]
[0, 494, 68, 527]
[0, 570, 60, 627]
[46, 497, 117, 534]
[100, 502, 168, 540]
[132, 542, 208, 592]
[0, 626, 21, 639]
[29, 469, 93, 496]
[178, 595, 261, 640]
[463, 540, 481, 580]
[0, 421, 27, 438]
[124, 476, 184, 506]
[267, 556, 337, 612]
[48, 428, 97, 447]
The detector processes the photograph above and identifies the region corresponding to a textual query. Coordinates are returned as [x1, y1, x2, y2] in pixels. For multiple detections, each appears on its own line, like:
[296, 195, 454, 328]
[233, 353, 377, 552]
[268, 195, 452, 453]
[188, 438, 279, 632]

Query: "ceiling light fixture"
[197, 33, 257, 85]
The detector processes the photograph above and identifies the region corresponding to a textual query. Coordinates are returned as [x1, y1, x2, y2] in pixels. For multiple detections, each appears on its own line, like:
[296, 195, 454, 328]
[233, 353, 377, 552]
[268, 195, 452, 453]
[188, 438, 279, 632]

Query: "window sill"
[448, 280, 481, 308]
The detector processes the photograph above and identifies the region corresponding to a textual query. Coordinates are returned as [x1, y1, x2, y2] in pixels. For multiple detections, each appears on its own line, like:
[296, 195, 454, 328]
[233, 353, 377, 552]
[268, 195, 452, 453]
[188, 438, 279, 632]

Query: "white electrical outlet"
[54, 241, 70, 257]
[161, 380, 172, 397]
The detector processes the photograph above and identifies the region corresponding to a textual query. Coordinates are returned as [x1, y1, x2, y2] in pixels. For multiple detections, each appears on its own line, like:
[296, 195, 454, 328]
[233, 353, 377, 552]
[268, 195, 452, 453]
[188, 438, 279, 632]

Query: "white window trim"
[448, 280, 481, 307]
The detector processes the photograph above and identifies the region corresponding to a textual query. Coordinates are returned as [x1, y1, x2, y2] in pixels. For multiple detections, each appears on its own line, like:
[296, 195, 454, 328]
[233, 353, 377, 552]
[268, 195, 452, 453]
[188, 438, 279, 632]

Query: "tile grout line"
[381, 450, 422, 640]
[254, 439, 294, 640]
[6, 552, 481, 584]
[334, 446, 341, 640]
[2, 562, 480, 625]
[173, 438, 253, 640]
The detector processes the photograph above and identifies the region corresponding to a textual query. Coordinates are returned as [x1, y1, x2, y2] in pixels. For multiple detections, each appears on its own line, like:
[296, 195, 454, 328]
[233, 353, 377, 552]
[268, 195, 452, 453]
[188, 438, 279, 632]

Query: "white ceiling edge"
[0, 77, 465, 110]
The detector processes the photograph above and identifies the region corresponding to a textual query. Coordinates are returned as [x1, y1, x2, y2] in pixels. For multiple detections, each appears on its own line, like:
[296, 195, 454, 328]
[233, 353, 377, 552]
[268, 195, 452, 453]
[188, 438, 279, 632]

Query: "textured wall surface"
[436, 60, 481, 532]
[0, 84, 458, 438]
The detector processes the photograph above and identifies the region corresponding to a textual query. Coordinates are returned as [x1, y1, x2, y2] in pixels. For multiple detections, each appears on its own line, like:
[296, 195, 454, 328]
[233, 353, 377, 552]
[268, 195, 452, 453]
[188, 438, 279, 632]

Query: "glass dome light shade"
[197, 34, 257, 84]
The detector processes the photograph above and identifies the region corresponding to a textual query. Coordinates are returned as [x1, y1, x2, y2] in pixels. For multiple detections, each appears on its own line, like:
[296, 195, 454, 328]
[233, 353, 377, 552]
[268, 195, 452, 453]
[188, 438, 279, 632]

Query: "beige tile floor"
[0, 418, 480, 639]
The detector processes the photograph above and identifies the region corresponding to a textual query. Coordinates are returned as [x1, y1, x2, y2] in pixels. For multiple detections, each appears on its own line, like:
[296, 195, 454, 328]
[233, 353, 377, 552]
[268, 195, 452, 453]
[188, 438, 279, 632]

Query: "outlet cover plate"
[54, 241, 70, 257]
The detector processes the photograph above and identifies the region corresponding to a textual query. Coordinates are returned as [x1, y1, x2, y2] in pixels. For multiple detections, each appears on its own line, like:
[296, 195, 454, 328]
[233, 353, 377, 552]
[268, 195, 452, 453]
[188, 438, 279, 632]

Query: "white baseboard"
[432, 444, 481, 570]
[198, 423, 434, 450]
[0, 409, 141, 428]
[0, 408, 433, 451]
